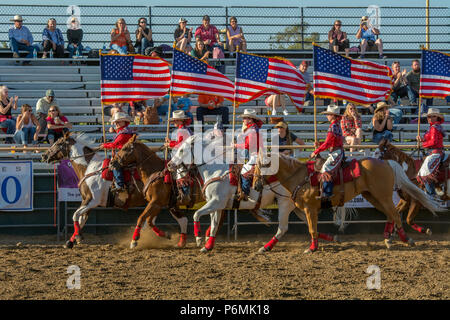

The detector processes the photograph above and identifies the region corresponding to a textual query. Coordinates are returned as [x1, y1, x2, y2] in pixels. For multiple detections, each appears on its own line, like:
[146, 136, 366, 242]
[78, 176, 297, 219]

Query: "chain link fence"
[0, 5, 448, 51]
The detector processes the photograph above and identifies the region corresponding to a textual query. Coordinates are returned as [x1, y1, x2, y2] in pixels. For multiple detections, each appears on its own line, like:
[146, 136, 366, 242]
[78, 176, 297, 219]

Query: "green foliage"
[269, 24, 320, 50]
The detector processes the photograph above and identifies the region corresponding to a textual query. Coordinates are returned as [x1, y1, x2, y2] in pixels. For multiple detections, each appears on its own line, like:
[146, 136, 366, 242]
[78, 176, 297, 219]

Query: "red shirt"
[422, 121, 445, 153]
[46, 115, 69, 133]
[169, 124, 192, 149]
[194, 25, 219, 45]
[236, 122, 263, 153]
[314, 119, 344, 155]
[102, 125, 133, 150]
[340, 115, 362, 137]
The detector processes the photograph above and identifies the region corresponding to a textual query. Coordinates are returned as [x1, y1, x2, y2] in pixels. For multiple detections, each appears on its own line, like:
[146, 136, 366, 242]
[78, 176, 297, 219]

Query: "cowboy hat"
[321, 105, 341, 116]
[374, 101, 390, 113]
[361, 16, 369, 22]
[10, 15, 24, 22]
[274, 121, 288, 129]
[111, 112, 131, 124]
[238, 108, 262, 121]
[178, 18, 187, 23]
[169, 110, 190, 121]
[423, 107, 444, 120]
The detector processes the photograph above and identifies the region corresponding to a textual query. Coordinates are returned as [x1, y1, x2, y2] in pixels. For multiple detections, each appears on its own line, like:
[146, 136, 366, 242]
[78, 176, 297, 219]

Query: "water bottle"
[49, 49, 53, 59]
[33, 48, 37, 59]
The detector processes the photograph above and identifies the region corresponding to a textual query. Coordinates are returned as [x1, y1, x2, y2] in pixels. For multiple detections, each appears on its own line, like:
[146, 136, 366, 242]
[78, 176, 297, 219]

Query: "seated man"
[174, 94, 194, 121]
[8, 15, 40, 64]
[406, 59, 433, 114]
[356, 16, 386, 59]
[196, 94, 229, 124]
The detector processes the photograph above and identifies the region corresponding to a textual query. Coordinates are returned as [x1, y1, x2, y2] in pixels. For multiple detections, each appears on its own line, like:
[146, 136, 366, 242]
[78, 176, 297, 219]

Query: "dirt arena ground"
[0, 230, 448, 300]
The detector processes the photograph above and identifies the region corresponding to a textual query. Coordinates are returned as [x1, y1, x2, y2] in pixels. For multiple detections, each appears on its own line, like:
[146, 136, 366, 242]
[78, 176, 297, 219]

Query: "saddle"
[307, 156, 361, 187]
[101, 159, 141, 183]
[415, 154, 450, 198]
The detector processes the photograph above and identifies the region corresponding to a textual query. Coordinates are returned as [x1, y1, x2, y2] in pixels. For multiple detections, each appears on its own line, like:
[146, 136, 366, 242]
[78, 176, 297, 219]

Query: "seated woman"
[135, 18, 153, 55]
[274, 121, 304, 156]
[42, 18, 64, 58]
[265, 94, 288, 116]
[174, 18, 193, 53]
[328, 20, 349, 57]
[389, 61, 409, 105]
[0, 85, 18, 143]
[14, 104, 40, 146]
[371, 102, 393, 144]
[67, 17, 83, 58]
[46, 105, 72, 145]
[190, 39, 210, 62]
[340, 103, 362, 152]
[226, 16, 247, 53]
[110, 18, 131, 55]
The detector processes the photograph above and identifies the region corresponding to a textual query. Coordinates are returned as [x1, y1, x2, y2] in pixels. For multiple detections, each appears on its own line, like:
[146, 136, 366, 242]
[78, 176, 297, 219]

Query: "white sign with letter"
[0, 161, 33, 211]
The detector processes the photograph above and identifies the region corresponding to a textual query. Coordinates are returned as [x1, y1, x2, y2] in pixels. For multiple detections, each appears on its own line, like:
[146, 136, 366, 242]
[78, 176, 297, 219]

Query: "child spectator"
[0, 86, 18, 143]
[190, 39, 210, 61]
[196, 94, 229, 124]
[341, 103, 362, 152]
[328, 20, 349, 57]
[135, 18, 153, 55]
[110, 18, 131, 55]
[226, 16, 247, 53]
[46, 105, 72, 145]
[42, 18, 64, 58]
[174, 18, 193, 53]
[356, 16, 386, 59]
[67, 17, 83, 58]
[14, 104, 40, 146]
[372, 102, 393, 143]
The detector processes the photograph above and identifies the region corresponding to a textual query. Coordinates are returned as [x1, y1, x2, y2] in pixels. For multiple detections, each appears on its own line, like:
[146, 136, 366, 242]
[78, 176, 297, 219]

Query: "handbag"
[127, 40, 135, 54]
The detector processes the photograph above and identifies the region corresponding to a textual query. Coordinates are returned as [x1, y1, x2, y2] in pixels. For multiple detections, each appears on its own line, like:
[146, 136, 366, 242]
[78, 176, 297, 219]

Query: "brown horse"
[377, 139, 449, 235]
[253, 152, 442, 253]
[110, 135, 207, 249]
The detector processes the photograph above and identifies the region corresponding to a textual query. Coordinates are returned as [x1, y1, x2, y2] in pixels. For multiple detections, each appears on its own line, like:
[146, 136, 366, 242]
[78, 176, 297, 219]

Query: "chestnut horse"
[376, 139, 449, 235]
[253, 153, 443, 253]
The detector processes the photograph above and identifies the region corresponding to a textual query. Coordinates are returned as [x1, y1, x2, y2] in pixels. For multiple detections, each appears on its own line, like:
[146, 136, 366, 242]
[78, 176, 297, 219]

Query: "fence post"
[148, 6, 152, 30]
[301, 7, 304, 50]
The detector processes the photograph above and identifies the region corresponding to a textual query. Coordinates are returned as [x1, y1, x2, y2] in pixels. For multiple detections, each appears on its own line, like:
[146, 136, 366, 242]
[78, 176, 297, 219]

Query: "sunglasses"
[49, 109, 57, 112]
[140, 21, 146, 23]
[335, 24, 341, 26]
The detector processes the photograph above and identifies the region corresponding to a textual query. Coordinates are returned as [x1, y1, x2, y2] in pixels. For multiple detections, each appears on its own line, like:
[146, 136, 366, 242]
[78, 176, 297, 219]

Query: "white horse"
[167, 134, 339, 253]
[42, 132, 188, 248]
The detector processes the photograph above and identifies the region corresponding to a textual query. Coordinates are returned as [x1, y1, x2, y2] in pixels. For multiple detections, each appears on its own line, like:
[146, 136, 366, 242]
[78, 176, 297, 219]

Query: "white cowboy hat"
[10, 15, 24, 22]
[321, 105, 341, 116]
[423, 107, 444, 120]
[238, 108, 262, 121]
[169, 110, 190, 121]
[111, 112, 131, 124]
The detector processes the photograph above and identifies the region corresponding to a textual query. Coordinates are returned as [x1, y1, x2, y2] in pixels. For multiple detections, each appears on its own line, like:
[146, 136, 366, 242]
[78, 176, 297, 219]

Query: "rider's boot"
[238, 176, 250, 201]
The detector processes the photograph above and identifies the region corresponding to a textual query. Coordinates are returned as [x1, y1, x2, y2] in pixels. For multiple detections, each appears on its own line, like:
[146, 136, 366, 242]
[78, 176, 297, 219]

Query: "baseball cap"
[202, 15, 210, 21]
[46, 89, 55, 97]
[179, 18, 187, 23]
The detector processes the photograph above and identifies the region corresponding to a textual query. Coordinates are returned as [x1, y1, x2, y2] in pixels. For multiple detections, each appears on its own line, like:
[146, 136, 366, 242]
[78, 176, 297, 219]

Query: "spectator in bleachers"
[46, 105, 72, 145]
[145, 46, 163, 58]
[341, 103, 362, 152]
[328, 20, 349, 57]
[196, 94, 229, 124]
[274, 121, 304, 156]
[135, 18, 153, 55]
[190, 39, 210, 62]
[155, 95, 169, 116]
[298, 60, 314, 107]
[67, 17, 83, 58]
[174, 18, 193, 53]
[8, 15, 39, 61]
[13, 104, 40, 146]
[42, 18, 65, 58]
[110, 18, 131, 55]
[406, 59, 433, 114]
[389, 61, 409, 105]
[226, 16, 247, 54]
[36, 90, 57, 140]
[265, 94, 288, 116]
[195, 15, 223, 55]
[0, 86, 18, 143]
[371, 102, 393, 144]
[130, 100, 147, 121]
[356, 16, 386, 59]
[174, 94, 194, 121]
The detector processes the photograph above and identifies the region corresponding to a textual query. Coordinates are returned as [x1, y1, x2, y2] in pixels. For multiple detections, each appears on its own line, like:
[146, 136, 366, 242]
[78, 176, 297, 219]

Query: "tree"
[269, 23, 320, 50]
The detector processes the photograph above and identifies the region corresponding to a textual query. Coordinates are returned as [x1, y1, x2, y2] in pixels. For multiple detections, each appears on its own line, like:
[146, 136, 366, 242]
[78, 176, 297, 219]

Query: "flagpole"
[313, 95, 317, 145]
[416, 47, 424, 151]
[164, 87, 173, 162]
[99, 50, 107, 158]
[231, 49, 239, 164]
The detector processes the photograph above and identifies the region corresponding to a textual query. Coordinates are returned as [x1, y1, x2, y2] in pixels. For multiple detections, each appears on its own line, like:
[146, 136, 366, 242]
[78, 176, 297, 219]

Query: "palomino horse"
[376, 139, 449, 235]
[41, 132, 187, 249]
[167, 134, 339, 253]
[110, 135, 206, 249]
[253, 152, 443, 253]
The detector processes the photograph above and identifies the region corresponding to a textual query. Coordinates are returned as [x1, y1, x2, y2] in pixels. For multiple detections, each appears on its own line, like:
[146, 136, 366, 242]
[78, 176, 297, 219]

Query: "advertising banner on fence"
[0, 161, 33, 211]
[57, 160, 81, 202]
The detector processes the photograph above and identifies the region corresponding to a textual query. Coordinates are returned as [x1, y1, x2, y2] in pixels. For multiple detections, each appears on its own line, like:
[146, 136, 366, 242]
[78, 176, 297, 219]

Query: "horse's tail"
[333, 206, 358, 231]
[387, 160, 444, 216]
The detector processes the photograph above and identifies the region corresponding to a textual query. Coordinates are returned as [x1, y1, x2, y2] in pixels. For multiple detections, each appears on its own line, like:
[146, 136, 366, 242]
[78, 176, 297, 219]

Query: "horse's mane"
[279, 153, 304, 169]
[72, 133, 96, 150]
[126, 139, 164, 164]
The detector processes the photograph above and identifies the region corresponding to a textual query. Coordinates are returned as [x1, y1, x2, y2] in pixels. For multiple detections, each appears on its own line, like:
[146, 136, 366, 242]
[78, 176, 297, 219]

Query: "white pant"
[242, 153, 257, 175]
[418, 153, 441, 177]
[320, 149, 344, 173]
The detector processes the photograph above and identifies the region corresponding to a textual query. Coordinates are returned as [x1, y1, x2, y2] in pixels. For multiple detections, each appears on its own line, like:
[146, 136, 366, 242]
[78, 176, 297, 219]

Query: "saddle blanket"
[414, 158, 449, 183]
[101, 159, 141, 182]
[228, 165, 278, 187]
[307, 158, 361, 187]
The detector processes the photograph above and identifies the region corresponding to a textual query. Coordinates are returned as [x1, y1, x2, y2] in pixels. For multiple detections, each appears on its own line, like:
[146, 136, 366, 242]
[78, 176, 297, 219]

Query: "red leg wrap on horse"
[74, 221, 81, 235]
[152, 226, 166, 238]
[205, 236, 216, 250]
[411, 224, 425, 233]
[384, 221, 394, 239]
[177, 233, 187, 247]
[397, 227, 408, 242]
[206, 226, 211, 238]
[318, 233, 334, 242]
[194, 221, 201, 237]
[132, 226, 141, 241]
[309, 238, 319, 252]
[264, 236, 279, 250]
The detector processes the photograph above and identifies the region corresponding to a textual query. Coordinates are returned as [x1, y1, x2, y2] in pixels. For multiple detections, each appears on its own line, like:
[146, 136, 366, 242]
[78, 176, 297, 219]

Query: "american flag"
[420, 49, 450, 99]
[313, 45, 392, 105]
[234, 52, 306, 111]
[100, 54, 171, 103]
[171, 49, 235, 100]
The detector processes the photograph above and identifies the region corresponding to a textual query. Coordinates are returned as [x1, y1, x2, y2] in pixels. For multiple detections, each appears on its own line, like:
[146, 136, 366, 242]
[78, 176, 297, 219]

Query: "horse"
[109, 134, 207, 249]
[253, 152, 444, 253]
[376, 139, 449, 235]
[166, 134, 340, 253]
[41, 132, 187, 249]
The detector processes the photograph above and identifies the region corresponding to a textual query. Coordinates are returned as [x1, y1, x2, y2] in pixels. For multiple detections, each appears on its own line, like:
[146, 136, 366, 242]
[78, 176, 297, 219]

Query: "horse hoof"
[74, 235, 83, 245]
[258, 246, 269, 254]
[195, 237, 202, 247]
[333, 235, 341, 243]
[130, 240, 138, 249]
[408, 238, 415, 247]
[303, 248, 314, 254]
[384, 238, 392, 249]
[165, 231, 171, 240]
[200, 246, 211, 253]
[426, 228, 432, 236]
[64, 240, 74, 249]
